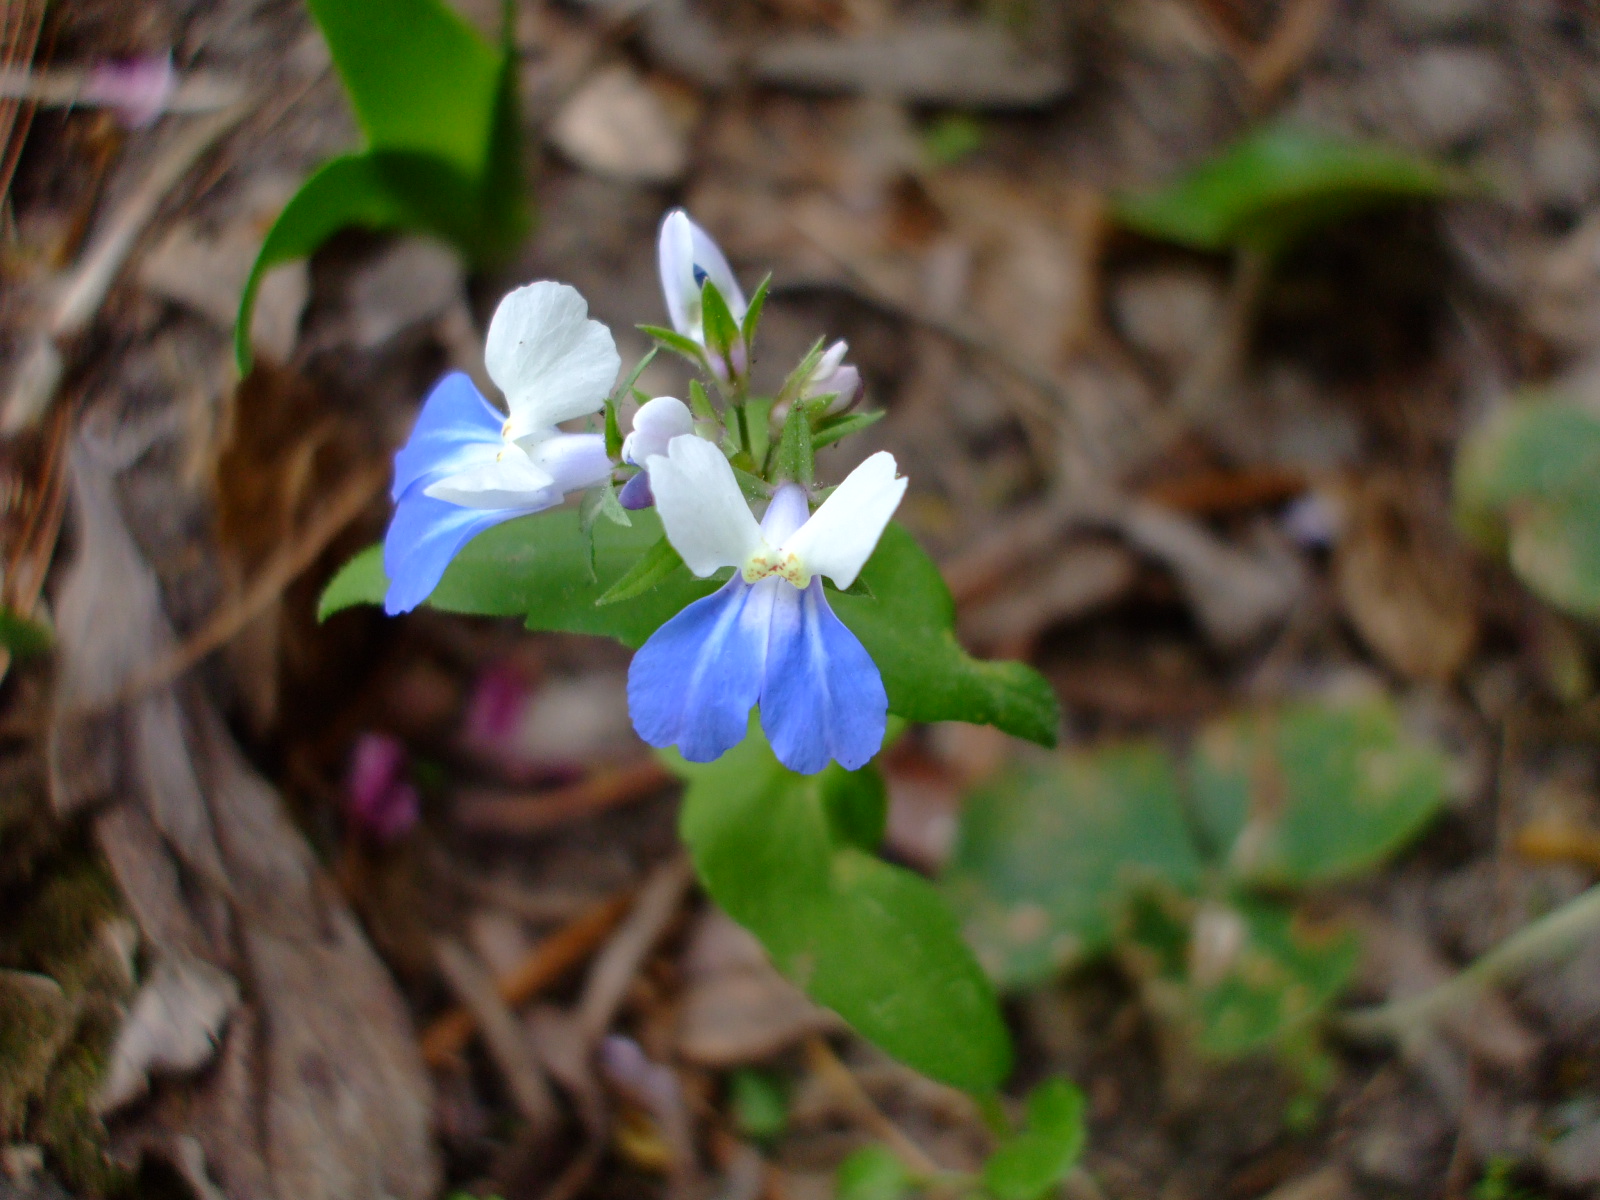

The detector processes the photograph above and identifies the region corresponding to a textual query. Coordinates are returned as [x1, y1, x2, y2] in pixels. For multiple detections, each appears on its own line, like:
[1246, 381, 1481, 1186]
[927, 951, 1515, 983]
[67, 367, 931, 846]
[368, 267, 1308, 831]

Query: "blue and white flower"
[627, 436, 906, 774]
[384, 281, 620, 614]
[658, 209, 747, 373]
[618, 395, 694, 510]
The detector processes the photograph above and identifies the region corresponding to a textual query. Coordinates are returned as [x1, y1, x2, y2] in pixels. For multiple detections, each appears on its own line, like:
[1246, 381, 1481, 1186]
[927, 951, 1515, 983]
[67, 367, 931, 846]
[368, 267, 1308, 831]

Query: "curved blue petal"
[383, 484, 527, 615]
[392, 372, 505, 501]
[628, 578, 767, 762]
[760, 579, 887, 774]
[618, 470, 654, 510]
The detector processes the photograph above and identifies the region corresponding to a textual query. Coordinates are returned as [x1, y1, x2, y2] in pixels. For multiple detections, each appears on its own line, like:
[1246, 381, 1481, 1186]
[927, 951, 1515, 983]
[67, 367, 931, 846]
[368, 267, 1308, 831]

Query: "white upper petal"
[424, 443, 558, 510]
[657, 211, 698, 338]
[622, 395, 694, 465]
[647, 435, 763, 577]
[779, 451, 906, 589]
[485, 281, 620, 440]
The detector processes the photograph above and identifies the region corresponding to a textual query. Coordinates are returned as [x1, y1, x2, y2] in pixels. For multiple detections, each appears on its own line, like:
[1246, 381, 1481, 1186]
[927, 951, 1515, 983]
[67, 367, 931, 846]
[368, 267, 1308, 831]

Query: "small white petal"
[622, 396, 694, 465]
[647, 435, 764, 577]
[657, 211, 698, 339]
[485, 281, 620, 440]
[812, 340, 849, 380]
[425, 444, 558, 509]
[779, 451, 906, 589]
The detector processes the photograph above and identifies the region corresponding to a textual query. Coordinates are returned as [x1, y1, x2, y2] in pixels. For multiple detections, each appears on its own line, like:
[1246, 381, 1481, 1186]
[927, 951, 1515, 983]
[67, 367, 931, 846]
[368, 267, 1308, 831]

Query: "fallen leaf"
[96, 953, 240, 1115]
[549, 65, 690, 184]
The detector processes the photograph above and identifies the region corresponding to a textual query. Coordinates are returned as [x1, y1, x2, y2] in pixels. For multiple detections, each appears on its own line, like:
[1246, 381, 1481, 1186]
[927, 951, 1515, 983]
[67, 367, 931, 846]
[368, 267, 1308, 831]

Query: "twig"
[422, 891, 633, 1065]
[1339, 882, 1600, 1041]
[455, 758, 675, 836]
[804, 1037, 943, 1179]
[1246, 0, 1334, 106]
[575, 855, 694, 1041]
[433, 936, 560, 1129]
[2, 101, 249, 432]
[0, 66, 242, 114]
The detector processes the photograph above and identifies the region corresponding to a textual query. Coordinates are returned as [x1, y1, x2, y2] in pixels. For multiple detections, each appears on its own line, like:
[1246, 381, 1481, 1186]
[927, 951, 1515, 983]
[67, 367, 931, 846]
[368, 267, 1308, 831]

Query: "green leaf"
[1113, 124, 1460, 256]
[835, 1146, 910, 1200]
[674, 727, 1013, 1091]
[0, 606, 52, 658]
[981, 1079, 1087, 1200]
[831, 525, 1060, 747]
[700, 279, 741, 369]
[1455, 396, 1600, 619]
[688, 377, 717, 421]
[639, 324, 709, 367]
[813, 409, 884, 451]
[741, 274, 772, 349]
[306, 0, 501, 173]
[236, 0, 528, 372]
[596, 535, 686, 607]
[1188, 697, 1448, 887]
[943, 745, 1203, 988]
[729, 1069, 788, 1142]
[320, 516, 1055, 740]
[605, 401, 624, 460]
[318, 510, 717, 646]
[820, 762, 887, 852]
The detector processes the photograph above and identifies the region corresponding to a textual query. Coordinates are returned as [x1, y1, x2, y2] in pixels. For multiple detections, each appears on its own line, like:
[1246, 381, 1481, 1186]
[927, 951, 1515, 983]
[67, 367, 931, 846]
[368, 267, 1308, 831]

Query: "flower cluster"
[382, 211, 894, 774]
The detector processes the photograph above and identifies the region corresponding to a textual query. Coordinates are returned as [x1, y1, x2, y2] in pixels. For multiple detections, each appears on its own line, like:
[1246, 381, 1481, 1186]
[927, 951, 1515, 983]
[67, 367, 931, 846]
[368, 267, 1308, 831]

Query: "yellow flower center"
[741, 547, 810, 588]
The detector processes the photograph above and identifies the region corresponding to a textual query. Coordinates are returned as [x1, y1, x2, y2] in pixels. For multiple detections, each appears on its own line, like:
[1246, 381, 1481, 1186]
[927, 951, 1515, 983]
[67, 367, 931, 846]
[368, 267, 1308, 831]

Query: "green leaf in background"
[820, 760, 888, 852]
[943, 745, 1203, 988]
[1112, 124, 1459, 257]
[835, 1145, 910, 1200]
[1188, 697, 1448, 887]
[1191, 899, 1357, 1063]
[236, 0, 526, 371]
[729, 1068, 789, 1143]
[321, 516, 1057, 741]
[674, 728, 1013, 1092]
[1454, 396, 1600, 619]
[0, 606, 52, 658]
[981, 1079, 1087, 1200]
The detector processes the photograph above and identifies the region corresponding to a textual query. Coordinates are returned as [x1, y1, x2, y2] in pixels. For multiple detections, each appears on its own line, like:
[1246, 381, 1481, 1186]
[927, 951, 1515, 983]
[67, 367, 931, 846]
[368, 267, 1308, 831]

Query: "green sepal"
[638, 324, 708, 367]
[700, 279, 741, 373]
[741, 273, 772, 349]
[604, 399, 624, 460]
[595, 535, 686, 607]
[813, 408, 885, 451]
[772, 401, 816, 486]
[731, 464, 770, 503]
[688, 378, 717, 423]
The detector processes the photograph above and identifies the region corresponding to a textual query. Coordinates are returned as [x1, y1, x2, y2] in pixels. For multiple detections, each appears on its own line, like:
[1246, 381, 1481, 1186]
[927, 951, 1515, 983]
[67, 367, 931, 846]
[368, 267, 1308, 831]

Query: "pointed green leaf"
[604, 399, 624, 460]
[688, 377, 717, 421]
[772, 401, 815, 486]
[306, 0, 501, 172]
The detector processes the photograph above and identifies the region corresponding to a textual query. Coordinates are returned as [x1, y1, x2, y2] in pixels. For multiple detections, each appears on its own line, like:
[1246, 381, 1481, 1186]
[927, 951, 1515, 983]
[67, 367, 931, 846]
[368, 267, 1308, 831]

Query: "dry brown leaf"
[50, 429, 438, 1200]
[1333, 475, 1478, 683]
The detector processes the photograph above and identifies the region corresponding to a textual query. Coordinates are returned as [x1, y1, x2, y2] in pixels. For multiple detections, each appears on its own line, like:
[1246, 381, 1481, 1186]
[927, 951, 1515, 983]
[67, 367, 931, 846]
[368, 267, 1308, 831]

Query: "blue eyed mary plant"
[322, 210, 1061, 1092]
